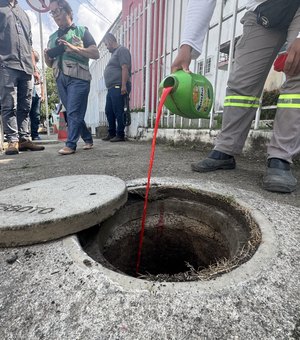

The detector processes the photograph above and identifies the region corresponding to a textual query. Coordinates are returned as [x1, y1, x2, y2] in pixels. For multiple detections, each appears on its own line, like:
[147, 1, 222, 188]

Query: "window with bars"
[197, 57, 212, 75]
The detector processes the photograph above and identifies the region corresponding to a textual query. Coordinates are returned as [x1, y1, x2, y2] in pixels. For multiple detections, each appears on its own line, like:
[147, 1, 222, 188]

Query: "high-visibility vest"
[48, 26, 91, 81]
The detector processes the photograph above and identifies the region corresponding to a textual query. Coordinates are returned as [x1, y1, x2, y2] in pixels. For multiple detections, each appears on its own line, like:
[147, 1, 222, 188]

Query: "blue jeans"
[56, 73, 93, 150]
[0, 67, 32, 142]
[105, 83, 131, 138]
[29, 94, 41, 139]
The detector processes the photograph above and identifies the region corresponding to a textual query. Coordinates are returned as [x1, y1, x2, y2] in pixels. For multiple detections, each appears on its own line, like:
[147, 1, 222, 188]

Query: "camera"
[46, 44, 65, 58]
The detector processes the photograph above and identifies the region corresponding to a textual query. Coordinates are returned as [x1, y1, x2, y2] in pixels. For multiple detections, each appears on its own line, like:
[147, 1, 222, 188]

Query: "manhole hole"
[78, 184, 262, 282]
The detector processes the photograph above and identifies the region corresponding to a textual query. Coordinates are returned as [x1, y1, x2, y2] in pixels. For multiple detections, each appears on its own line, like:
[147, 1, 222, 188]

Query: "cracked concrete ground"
[0, 137, 299, 339]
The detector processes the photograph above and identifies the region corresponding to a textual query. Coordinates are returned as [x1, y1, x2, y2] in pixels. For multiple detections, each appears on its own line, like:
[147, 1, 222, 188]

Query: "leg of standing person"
[65, 78, 91, 150]
[103, 88, 116, 141]
[0, 67, 21, 154]
[263, 8, 300, 192]
[56, 74, 70, 152]
[0, 68, 44, 154]
[191, 11, 286, 172]
[81, 121, 94, 150]
[60, 105, 92, 149]
[29, 94, 41, 140]
[17, 74, 44, 152]
[110, 86, 126, 142]
[16, 73, 32, 142]
[56, 73, 91, 154]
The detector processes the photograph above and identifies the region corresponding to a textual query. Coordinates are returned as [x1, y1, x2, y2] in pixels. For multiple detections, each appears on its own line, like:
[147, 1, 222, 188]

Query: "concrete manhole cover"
[0, 175, 127, 247]
[74, 182, 274, 288]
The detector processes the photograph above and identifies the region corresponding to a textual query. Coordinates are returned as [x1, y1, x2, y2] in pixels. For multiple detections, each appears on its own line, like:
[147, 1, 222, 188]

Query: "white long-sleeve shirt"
[180, 0, 217, 59]
[181, 0, 298, 59]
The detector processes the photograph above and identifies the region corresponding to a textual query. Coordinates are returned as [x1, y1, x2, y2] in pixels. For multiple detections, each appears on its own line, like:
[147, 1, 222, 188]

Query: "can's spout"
[162, 75, 178, 92]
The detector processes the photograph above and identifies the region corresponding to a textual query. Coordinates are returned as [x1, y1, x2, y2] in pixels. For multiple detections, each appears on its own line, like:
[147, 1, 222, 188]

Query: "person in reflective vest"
[44, 0, 99, 155]
[172, 0, 300, 193]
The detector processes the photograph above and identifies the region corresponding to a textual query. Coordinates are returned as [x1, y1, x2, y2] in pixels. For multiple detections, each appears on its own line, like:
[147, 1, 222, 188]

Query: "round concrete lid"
[0, 175, 127, 247]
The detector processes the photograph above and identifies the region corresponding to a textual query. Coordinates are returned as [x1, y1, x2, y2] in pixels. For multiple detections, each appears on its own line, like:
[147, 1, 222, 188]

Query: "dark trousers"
[105, 83, 131, 138]
[56, 73, 93, 150]
[0, 67, 32, 142]
[29, 94, 41, 139]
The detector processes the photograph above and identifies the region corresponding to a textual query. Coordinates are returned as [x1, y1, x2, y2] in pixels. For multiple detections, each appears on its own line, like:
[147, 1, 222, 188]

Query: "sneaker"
[191, 150, 236, 172]
[32, 136, 42, 141]
[83, 143, 93, 150]
[58, 146, 76, 155]
[110, 136, 125, 142]
[102, 134, 114, 141]
[19, 140, 45, 151]
[5, 142, 19, 155]
[263, 158, 297, 193]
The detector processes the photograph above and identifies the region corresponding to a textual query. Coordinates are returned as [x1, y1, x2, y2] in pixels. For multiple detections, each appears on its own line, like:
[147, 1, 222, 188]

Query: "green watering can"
[159, 70, 214, 119]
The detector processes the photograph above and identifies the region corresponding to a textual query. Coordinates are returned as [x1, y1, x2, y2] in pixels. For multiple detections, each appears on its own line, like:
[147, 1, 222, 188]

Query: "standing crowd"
[1, 0, 299, 194]
[0, 0, 131, 156]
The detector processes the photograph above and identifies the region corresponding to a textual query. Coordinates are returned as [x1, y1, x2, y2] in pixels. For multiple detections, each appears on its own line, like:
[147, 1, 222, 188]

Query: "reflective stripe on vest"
[224, 95, 260, 108]
[277, 94, 300, 109]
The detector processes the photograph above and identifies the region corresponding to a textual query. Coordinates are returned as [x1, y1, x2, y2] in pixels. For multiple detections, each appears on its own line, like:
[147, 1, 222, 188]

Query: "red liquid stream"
[136, 86, 173, 274]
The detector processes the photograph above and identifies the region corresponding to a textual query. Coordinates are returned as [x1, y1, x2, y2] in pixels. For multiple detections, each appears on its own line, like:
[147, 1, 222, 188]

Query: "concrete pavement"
[0, 136, 299, 339]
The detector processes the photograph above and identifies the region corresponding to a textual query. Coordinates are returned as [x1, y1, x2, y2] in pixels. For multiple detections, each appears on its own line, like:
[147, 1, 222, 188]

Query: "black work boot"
[263, 158, 297, 193]
[110, 136, 125, 142]
[102, 134, 114, 141]
[191, 150, 236, 172]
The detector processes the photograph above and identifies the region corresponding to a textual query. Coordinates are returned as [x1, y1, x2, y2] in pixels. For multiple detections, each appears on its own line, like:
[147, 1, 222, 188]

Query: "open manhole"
[78, 185, 262, 283]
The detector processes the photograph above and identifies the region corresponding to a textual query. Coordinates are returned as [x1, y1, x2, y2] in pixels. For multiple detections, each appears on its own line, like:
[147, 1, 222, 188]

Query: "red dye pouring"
[136, 86, 173, 274]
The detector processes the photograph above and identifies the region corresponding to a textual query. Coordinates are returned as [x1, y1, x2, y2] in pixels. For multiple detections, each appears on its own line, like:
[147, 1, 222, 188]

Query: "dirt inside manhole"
[79, 186, 262, 282]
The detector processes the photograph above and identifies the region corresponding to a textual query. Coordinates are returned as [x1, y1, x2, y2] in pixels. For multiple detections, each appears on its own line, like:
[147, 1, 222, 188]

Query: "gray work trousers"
[215, 9, 300, 163]
[0, 66, 32, 143]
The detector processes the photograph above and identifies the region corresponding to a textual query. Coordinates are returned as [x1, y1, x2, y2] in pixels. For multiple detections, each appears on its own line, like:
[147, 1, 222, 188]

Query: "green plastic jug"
[158, 70, 214, 119]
